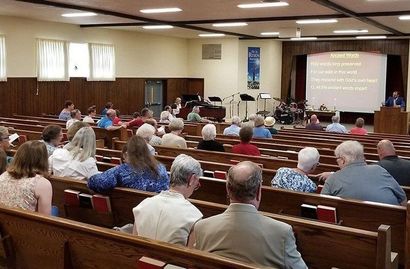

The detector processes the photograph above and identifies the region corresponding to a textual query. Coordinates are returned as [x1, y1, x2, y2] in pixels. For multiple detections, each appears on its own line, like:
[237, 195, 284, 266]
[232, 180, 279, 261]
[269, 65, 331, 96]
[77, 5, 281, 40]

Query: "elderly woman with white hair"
[271, 147, 319, 193]
[197, 124, 225, 152]
[49, 126, 100, 180]
[162, 118, 187, 149]
[223, 116, 241, 136]
[136, 123, 156, 155]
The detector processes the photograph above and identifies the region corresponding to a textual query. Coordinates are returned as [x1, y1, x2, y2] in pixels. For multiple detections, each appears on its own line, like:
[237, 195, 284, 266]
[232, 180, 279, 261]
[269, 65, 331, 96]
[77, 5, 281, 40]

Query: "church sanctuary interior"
[1, 0, 410, 269]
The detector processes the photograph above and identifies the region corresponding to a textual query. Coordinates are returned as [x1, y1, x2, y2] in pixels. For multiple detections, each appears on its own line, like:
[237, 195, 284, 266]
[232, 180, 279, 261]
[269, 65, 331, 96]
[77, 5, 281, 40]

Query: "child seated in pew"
[0, 141, 52, 215]
[132, 154, 202, 246]
[88, 135, 169, 193]
[271, 147, 319, 193]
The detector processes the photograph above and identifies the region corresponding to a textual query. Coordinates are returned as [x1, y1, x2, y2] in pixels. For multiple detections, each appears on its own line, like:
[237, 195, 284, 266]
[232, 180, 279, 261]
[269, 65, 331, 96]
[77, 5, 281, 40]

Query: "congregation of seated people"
[2, 100, 410, 269]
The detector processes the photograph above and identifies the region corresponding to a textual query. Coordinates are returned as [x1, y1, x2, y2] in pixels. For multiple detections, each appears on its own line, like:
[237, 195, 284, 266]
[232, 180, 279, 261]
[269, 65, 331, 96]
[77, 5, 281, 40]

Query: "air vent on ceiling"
[202, 44, 222, 60]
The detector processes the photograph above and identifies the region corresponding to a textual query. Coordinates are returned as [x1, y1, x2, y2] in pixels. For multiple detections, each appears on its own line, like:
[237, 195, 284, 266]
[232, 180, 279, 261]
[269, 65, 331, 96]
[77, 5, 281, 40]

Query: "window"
[0, 36, 6, 81]
[37, 39, 68, 81]
[69, 43, 89, 77]
[89, 43, 115, 81]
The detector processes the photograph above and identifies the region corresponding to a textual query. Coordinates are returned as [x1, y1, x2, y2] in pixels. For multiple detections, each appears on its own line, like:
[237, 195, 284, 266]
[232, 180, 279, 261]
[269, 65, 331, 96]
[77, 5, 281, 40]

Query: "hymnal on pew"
[64, 189, 80, 206]
[79, 193, 94, 209]
[137, 256, 166, 269]
[300, 204, 317, 219]
[92, 194, 112, 213]
[317, 205, 337, 223]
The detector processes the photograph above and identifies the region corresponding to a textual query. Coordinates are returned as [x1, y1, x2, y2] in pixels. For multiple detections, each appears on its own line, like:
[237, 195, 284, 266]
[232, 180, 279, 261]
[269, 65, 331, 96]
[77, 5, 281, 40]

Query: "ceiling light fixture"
[333, 29, 368, 34]
[296, 19, 338, 24]
[142, 25, 174, 29]
[62, 12, 97, 17]
[261, 32, 280, 36]
[290, 37, 317, 41]
[356, 35, 386, 39]
[198, 33, 226, 37]
[399, 15, 410, 20]
[140, 7, 182, 14]
[237, 2, 289, 8]
[213, 22, 248, 27]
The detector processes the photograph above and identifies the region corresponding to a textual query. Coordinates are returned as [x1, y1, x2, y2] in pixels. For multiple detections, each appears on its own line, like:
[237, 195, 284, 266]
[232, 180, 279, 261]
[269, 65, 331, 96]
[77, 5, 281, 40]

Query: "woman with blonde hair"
[88, 135, 169, 193]
[49, 126, 99, 180]
[0, 141, 52, 215]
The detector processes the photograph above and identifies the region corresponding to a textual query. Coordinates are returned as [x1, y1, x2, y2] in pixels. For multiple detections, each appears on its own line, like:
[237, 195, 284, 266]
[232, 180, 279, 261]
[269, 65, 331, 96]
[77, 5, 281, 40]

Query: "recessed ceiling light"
[261, 32, 280, 36]
[290, 37, 317, 41]
[140, 7, 182, 14]
[142, 25, 174, 29]
[356, 35, 386, 39]
[296, 19, 338, 24]
[399, 15, 410, 20]
[62, 12, 97, 17]
[237, 2, 289, 8]
[198, 33, 226, 37]
[333, 29, 368, 34]
[213, 22, 248, 27]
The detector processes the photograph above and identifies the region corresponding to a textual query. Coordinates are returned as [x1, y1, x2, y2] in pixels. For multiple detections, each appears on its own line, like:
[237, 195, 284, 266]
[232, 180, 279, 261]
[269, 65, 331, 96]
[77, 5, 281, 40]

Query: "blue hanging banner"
[247, 47, 260, 89]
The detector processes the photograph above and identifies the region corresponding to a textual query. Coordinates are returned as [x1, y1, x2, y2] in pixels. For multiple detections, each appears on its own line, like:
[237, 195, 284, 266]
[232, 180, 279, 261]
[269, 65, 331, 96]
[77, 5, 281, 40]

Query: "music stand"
[257, 93, 271, 116]
[240, 94, 255, 121]
[208, 96, 222, 106]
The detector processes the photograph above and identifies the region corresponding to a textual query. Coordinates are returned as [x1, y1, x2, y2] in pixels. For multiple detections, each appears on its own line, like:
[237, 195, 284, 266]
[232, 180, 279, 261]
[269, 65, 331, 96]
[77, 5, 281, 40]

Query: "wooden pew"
[152, 145, 338, 173]
[0, 206, 258, 269]
[47, 176, 396, 269]
[190, 177, 409, 267]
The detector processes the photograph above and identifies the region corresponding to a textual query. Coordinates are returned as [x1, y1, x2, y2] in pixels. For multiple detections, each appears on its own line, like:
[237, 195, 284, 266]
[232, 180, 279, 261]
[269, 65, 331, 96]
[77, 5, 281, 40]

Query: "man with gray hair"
[133, 154, 203, 246]
[322, 140, 406, 205]
[376, 139, 410, 186]
[187, 106, 211, 123]
[325, 115, 347, 133]
[189, 161, 307, 268]
[223, 116, 241, 136]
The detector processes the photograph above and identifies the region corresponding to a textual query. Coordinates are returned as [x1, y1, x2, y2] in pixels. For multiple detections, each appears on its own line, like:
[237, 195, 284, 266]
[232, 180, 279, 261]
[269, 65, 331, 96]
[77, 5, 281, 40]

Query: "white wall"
[0, 16, 188, 77]
[188, 38, 282, 120]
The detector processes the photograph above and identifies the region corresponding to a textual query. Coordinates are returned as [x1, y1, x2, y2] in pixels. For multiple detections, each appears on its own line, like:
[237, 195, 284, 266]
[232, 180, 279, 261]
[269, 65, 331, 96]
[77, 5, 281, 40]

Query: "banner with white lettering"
[247, 47, 260, 89]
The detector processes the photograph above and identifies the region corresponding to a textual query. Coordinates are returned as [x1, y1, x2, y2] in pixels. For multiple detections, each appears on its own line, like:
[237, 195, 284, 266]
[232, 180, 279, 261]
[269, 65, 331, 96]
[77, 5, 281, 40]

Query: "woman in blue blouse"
[88, 136, 169, 193]
[271, 147, 319, 193]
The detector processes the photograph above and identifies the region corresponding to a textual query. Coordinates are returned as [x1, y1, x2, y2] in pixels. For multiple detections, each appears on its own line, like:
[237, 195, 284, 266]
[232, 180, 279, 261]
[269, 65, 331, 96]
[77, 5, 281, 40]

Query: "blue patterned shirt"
[88, 163, 169, 193]
[271, 167, 317, 193]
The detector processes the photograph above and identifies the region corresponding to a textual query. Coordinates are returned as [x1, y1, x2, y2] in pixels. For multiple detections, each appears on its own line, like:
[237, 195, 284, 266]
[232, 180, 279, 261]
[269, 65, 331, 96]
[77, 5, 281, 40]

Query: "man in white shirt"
[223, 116, 241, 136]
[325, 115, 347, 133]
[132, 154, 203, 246]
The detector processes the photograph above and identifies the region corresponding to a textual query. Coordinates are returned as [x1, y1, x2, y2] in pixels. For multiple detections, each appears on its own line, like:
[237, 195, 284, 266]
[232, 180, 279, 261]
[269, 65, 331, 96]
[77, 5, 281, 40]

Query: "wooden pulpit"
[374, 106, 410, 134]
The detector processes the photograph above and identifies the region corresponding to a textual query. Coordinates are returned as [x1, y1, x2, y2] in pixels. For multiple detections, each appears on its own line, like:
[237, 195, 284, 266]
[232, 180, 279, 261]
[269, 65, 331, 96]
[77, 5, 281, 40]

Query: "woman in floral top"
[0, 141, 52, 215]
[271, 147, 319, 193]
[88, 135, 169, 193]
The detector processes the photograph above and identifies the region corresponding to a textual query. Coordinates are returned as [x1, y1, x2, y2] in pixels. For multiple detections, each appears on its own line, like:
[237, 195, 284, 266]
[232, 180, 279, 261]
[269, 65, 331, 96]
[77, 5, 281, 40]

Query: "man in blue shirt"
[385, 91, 405, 108]
[98, 109, 122, 130]
[325, 116, 347, 133]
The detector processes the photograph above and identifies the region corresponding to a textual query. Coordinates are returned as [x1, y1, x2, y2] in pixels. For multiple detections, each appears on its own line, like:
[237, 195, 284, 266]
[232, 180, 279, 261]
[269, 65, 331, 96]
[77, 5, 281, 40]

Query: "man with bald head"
[377, 139, 410, 186]
[188, 161, 307, 268]
[306, 114, 323, 130]
[97, 109, 123, 130]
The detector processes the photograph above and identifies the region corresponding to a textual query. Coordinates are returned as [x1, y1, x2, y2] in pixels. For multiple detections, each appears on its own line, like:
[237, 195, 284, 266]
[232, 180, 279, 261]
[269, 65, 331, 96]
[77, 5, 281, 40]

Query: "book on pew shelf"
[79, 193, 94, 209]
[300, 204, 317, 220]
[164, 265, 186, 269]
[64, 189, 80, 206]
[137, 256, 166, 269]
[317, 205, 337, 223]
[203, 170, 214, 178]
[316, 185, 324, 194]
[92, 194, 112, 213]
[213, 170, 226, 180]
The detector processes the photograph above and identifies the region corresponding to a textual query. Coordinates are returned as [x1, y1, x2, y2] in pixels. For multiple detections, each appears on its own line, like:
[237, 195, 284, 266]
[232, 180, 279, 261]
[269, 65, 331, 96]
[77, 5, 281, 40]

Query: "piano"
[178, 95, 226, 122]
